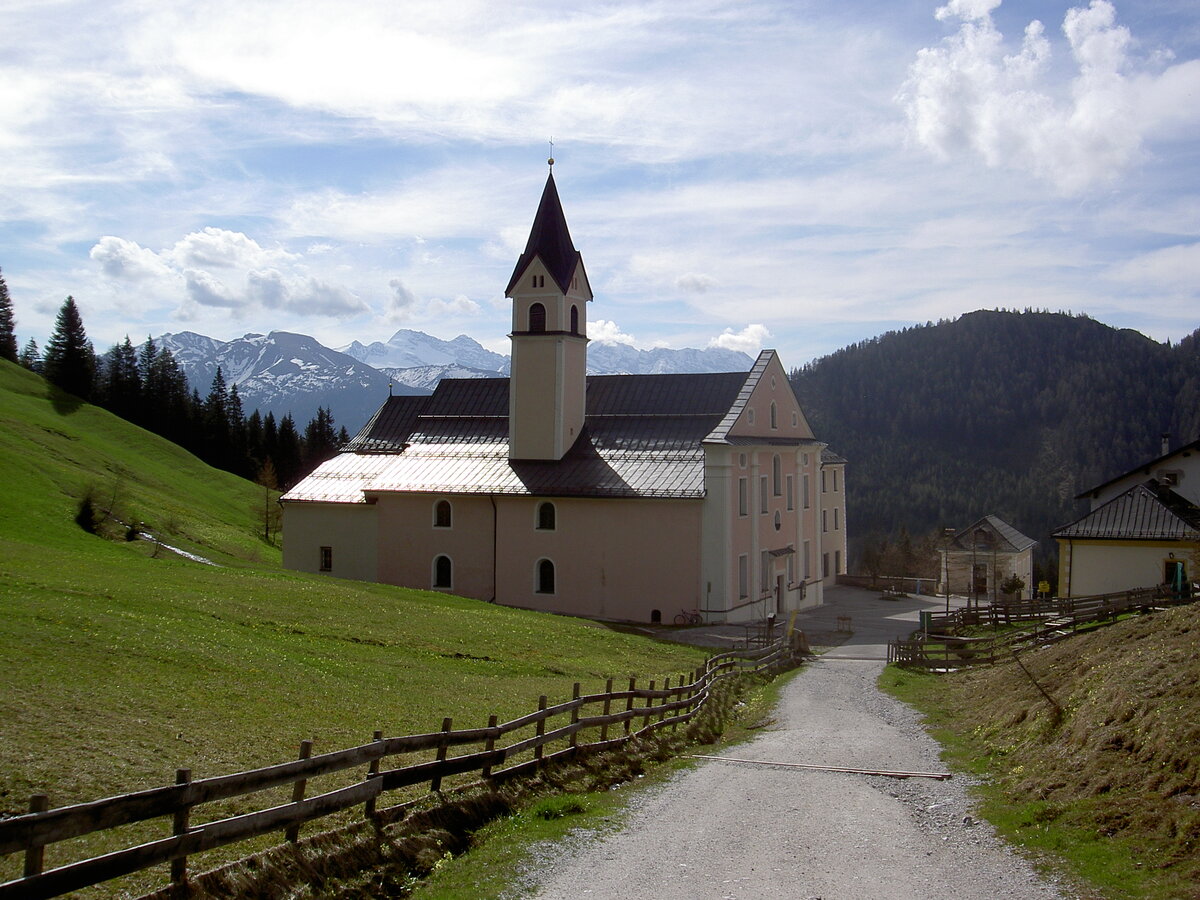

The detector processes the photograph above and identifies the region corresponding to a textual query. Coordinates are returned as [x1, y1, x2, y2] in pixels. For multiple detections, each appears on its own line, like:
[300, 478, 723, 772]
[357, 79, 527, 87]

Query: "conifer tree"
[42, 296, 95, 400]
[100, 336, 141, 420]
[19, 338, 40, 372]
[0, 267, 17, 362]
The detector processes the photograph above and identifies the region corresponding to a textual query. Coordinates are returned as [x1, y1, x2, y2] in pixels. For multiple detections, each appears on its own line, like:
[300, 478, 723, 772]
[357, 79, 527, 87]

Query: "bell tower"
[505, 163, 592, 460]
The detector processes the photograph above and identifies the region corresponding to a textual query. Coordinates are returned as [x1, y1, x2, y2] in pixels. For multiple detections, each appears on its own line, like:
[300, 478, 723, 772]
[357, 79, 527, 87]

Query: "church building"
[281, 169, 848, 623]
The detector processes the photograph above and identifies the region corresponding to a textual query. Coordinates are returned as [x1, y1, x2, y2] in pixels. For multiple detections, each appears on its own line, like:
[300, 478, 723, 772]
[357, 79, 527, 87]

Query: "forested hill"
[789, 310, 1200, 571]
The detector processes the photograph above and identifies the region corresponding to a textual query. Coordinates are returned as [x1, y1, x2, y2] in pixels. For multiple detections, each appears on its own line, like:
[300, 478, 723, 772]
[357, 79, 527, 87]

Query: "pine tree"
[100, 336, 141, 421]
[301, 406, 339, 472]
[0, 267, 17, 362]
[42, 296, 95, 400]
[275, 414, 302, 490]
[19, 338, 40, 372]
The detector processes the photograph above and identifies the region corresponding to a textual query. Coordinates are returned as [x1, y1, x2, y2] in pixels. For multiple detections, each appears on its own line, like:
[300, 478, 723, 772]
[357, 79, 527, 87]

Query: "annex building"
[281, 169, 848, 623]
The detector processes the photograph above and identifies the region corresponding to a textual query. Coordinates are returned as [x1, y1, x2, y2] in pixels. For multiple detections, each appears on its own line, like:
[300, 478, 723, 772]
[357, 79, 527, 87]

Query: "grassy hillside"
[883, 606, 1200, 900]
[0, 360, 706, 888]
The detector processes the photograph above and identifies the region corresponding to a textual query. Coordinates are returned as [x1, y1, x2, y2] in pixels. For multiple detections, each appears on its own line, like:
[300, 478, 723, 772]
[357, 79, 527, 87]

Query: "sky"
[2, 0, 1199, 368]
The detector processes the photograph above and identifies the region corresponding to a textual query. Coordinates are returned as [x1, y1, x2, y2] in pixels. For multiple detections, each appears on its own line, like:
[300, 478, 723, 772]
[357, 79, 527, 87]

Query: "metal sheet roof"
[1054, 483, 1200, 540]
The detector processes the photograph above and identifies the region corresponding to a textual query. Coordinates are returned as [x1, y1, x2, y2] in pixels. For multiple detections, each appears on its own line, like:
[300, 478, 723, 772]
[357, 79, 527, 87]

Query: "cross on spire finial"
[548, 137, 554, 167]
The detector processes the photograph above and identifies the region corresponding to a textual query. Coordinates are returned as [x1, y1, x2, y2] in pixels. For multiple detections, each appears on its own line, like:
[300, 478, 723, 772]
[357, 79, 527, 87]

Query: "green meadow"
[0, 359, 706, 889]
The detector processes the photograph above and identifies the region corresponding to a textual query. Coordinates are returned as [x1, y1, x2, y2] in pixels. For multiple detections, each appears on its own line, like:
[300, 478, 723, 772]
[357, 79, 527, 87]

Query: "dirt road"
[523, 589, 1072, 900]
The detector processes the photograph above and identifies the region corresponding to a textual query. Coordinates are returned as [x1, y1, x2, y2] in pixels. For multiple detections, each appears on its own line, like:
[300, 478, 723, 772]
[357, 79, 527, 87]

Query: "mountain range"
[156, 328, 754, 432]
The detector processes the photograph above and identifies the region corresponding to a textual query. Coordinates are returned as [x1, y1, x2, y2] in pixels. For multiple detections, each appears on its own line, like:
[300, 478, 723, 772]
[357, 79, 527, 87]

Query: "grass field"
[881, 606, 1200, 900]
[0, 360, 707, 892]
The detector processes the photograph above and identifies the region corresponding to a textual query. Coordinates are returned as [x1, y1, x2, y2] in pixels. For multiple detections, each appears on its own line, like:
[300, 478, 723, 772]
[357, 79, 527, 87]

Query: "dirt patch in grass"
[883, 604, 1200, 900]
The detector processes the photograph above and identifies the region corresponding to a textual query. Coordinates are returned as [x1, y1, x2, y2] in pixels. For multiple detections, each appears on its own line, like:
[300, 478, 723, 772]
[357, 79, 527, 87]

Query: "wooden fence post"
[431, 718, 452, 792]
[23, 793, 49, 878]
[600, 678, 613, 742]
[482, 715, 499, 780]
[534, 697, 548, 764]
[624, 678, 635, 735]
[643, 681, 655, 730]
[570, 683, 581, 749]
[660, 677, 671, 724]
[285, 739, 313, 843]
[170, 769, 191, 895]
[365, 730, 383, 822]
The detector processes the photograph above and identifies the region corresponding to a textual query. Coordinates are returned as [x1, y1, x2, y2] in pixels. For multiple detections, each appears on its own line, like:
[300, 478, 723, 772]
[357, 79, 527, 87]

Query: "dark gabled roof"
[505, 171, 584, 295]
[1075, 437, 1200, 499]
[342, 394, 429, 452]
[949, 515, 1037, 553]
[821, 448, 848, 465]
[291, 369, 755, 502]
[1054, 481, 1200, 540]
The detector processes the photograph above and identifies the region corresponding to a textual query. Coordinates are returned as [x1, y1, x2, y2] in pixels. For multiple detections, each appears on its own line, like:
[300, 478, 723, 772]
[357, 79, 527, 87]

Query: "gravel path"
[522, 591, 1073, 900]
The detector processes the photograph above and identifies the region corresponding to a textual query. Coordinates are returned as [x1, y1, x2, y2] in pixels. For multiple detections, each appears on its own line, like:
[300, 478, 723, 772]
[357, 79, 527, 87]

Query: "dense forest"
[790, 309, 1200, 577]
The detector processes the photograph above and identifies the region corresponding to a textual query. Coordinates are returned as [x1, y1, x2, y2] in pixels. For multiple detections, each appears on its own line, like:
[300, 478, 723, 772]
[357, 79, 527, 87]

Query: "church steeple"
[505, 170, 585, 296]
[506, 167, 592, 461]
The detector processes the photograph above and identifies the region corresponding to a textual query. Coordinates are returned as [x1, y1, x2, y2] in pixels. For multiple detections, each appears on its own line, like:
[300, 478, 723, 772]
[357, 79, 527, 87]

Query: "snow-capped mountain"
[155, 331, 425, 432]
[341, 329, 755, 381]
[152, 328, 756, 435]
[339, 330, 508, 373]
[586, 342, 753, 375]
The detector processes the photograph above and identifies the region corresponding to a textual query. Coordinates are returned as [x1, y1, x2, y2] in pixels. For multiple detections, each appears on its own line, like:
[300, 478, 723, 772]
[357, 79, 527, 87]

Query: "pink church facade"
[281, 172, 847, 624]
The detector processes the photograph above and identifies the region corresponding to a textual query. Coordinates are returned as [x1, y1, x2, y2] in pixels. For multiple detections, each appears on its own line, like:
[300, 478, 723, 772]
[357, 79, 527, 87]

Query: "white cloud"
[426, 295, 482, 317]
[898, 0, 1199, 193]
[170, 227, 296, 270]
[89, 227, 368, 321]
[589, 319, 638, 346]
[388, 277, 417, 318]
[709, 324, 770, 354]
[184, 268, 239, 309]
[1108, 242, 1200, 293]
[89, 236, 174, 281]
[675, 272, 717, 293]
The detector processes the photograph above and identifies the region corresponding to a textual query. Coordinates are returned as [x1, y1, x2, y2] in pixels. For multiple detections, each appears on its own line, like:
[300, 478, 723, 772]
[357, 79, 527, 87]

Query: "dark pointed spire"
[505, 170, 582, 295]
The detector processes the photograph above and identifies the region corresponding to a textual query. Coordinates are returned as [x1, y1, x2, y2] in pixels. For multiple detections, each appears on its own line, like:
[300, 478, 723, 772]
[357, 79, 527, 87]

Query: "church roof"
[291, 370, 754, 503]
[504, 171, 585, 295]
[1054, 482, 1200, 541]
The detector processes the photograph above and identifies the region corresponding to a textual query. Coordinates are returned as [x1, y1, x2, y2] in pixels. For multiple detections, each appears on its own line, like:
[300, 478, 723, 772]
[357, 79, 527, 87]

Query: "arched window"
[537, 501, 556, 530]
[650, 609, 662, 624]
[772, 454, 782, 495]
[433, 555, 452, 589]
[537, 559, 555, 594]
[433, 499, 452, 528]
[570, 305, 579, 335]
[770, 401, 778, 429]
[529, 302, 546, 333]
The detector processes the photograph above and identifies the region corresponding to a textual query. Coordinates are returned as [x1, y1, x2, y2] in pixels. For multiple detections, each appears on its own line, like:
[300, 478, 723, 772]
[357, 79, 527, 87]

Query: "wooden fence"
[888, 586, 1175, 670]
[0, 634, 802, 900]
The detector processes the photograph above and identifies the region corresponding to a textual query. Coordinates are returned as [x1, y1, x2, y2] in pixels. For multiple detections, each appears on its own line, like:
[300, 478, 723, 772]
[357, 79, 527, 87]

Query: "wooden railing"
[0, 635, 802, 899]
[889, 586, 1176, 670]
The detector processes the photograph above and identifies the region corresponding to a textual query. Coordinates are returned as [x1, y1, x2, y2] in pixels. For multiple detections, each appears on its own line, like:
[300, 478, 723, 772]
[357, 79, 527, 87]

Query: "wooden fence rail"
[889, 586, 1178, 670]
[0, 634, 802, 899]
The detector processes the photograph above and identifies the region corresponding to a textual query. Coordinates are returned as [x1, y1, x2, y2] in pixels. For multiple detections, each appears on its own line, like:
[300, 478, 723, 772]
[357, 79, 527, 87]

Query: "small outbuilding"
[938, 515, 1036, 602]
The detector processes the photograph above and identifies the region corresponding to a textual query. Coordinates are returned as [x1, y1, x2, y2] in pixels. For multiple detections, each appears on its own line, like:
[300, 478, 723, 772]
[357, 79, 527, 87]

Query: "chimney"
[1161, 432, 1171, 456]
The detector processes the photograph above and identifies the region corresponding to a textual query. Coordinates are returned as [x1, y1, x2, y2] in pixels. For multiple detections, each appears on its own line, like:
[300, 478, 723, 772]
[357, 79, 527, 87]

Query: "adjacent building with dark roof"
[1053, 437, 1200, 597]
[281, 169, 848, 623]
